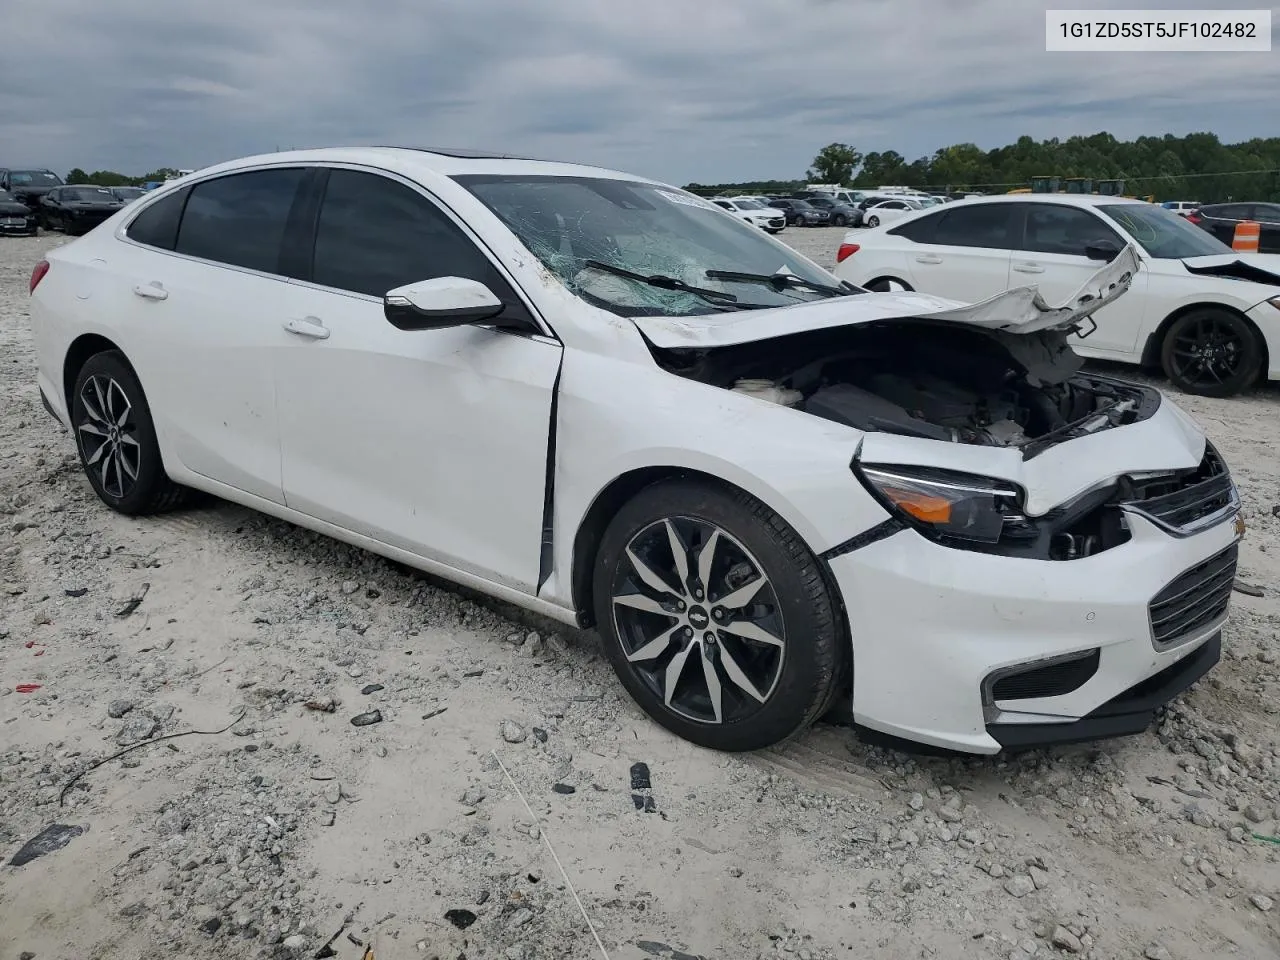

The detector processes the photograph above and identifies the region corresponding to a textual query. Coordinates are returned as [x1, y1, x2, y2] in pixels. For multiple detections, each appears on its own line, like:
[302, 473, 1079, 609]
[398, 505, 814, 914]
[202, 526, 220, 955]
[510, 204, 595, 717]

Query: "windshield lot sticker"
[657, 190, 715, 210]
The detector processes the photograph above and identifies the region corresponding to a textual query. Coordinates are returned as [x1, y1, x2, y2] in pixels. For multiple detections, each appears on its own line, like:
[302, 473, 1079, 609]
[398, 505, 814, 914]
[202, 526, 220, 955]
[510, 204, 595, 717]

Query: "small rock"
[1243, 804, 1267, 824]
[1197, 859, 1217, 878]
[116, 714, 159, 745]
[323, 784, 342, 804]
[727, 866, 744, 877]
[445, 908, 477, 930]
[320, 810, 336, 827]
[309, 769, 337, 781]
[360, 683, 384, 695]
[341, 581, 359, 595]
[1050, 927, 1081, 953]
[507, 908, 534, 928]
[1144, 946, 1172, 960]
[199, 916, 223, 936]
[461, 786, 486, 806]
[282, 934, 308, 951]
[908, 792, 924, 811]
[1232, 579, 1265, 598]
[552, 783, 576, 795]
[1003, 875, 1035, 898]
[1028, 866, 1050, 890]
[1250, 894, 1274, 912]
[501, 720, 528, 743]
[532, 727, 549, 743]
[350, 709, 382, 727]
[107, 699, 134, 719]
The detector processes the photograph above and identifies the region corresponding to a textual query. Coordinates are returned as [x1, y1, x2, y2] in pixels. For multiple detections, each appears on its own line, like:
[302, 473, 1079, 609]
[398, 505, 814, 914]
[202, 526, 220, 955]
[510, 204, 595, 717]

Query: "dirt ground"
[1, 227, 1278, 960]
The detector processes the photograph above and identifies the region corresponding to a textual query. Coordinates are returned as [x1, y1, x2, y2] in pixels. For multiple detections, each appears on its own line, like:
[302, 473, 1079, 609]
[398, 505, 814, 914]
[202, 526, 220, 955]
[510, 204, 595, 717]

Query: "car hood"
[1180, 253, 1280, 288]
[0, 202, 31, 215]
[633, 244, 1141, 349]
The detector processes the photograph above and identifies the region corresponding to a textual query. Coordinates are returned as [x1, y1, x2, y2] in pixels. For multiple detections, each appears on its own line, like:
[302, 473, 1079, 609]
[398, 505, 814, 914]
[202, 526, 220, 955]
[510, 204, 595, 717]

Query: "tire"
[866, 215, 880, 227]
[833, 215, 847, 227]
[865, 277, 913, 293]
[71, 350, 192, 514]
[1160, 308, 1262, 398]
[592, 478, 845, 752]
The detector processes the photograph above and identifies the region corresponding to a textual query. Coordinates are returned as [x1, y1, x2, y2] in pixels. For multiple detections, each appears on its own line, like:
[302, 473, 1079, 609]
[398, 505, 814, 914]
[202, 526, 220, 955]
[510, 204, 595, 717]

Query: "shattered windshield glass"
[1099, 203, 1231, 259]
[454, 174, 841, 317]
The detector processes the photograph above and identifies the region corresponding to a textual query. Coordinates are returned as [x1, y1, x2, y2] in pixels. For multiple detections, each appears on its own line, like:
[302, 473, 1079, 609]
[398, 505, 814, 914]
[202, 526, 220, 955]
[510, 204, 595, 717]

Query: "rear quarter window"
[125, 186, 191, 251]
[888, 211, 941, 242]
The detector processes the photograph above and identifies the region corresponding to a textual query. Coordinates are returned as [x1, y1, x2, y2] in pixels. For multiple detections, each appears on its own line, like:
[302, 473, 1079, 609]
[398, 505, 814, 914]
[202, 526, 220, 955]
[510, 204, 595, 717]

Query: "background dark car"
[798, 195, 861, 226]
[0, 188, 39, 236]
[109, 185, 147, 204]
[0, 168, 64, 213]
[767, 198, 830, 226]
[1187, 202, 1280, 253]
[41, 185, 125, 235]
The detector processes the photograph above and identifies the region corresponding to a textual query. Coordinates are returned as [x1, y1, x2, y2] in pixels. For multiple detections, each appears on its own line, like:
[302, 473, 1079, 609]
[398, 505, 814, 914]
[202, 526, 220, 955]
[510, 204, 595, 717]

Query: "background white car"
[711, 197, 786, 233]
[860, 197, 925, 227]
[834, 194, 1280, 396]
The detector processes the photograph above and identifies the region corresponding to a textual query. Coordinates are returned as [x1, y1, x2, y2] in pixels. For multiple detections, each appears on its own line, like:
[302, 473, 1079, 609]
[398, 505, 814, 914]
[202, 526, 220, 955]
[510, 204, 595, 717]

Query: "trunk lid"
[633, 245, 1140, 349]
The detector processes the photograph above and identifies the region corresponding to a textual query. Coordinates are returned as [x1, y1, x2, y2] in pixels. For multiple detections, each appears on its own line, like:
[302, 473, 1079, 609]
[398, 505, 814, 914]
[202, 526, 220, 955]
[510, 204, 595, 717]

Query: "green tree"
[807, 143, 862, 185]
[66, 168, 89, 184]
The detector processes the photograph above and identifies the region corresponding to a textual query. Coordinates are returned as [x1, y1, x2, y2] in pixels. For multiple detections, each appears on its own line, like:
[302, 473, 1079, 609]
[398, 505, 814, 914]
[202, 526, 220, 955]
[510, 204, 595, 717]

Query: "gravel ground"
[1, 227, 1278, 960]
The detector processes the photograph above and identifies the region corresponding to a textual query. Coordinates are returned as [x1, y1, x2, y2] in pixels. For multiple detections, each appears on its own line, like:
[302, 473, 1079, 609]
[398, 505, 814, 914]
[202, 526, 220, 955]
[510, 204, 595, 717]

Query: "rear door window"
[930, 204, 1018, 248]
[126, 187, 191, 251]
[1020, 204, 1122, 256]
[174, 168, 306, 274]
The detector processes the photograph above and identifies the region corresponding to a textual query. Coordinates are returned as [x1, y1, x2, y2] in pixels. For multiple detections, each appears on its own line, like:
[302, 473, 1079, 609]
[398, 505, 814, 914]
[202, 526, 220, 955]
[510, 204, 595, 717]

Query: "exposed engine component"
[648, 318, 1157, 455]
[731, 378, 803, 407]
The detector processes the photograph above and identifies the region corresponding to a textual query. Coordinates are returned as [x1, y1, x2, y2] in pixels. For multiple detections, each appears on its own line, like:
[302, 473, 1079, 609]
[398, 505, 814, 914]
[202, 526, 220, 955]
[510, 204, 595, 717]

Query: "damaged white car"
[29, 148, 1243, 754]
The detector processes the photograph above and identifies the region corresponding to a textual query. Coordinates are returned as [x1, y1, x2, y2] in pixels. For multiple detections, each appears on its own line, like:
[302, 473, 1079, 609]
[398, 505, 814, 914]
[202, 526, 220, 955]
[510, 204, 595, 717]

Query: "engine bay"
[649, 319, 1158, 455]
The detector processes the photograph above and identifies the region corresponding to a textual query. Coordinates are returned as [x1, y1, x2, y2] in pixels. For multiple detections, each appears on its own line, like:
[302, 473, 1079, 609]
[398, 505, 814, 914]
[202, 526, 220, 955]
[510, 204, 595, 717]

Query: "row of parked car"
[1162, 199, 1280, 253]
[710, 191, 959, 231]
[0, 167, 147, 237]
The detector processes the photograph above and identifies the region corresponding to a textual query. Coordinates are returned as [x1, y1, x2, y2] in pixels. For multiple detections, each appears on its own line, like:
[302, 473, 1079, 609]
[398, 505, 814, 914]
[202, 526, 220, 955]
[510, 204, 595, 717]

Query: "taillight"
[29, 259, 50, 295]
[836, 243, 859, 263]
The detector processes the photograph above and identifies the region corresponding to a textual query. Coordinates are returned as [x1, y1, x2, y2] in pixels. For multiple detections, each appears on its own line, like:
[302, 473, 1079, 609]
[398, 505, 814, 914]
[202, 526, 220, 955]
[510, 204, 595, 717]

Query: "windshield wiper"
[703, 269, 856, 298]
[581, 260, 763, 309]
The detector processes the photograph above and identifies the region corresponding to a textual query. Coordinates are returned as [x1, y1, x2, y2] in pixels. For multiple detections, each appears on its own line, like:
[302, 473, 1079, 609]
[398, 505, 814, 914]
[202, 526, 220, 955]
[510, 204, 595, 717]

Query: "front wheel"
[1160, 308, 1262, 397]
[833, 215, 847, 227]
[71, 351, 192, 514]
[866, 215, 880, 227]
[593, 479, 845, 752]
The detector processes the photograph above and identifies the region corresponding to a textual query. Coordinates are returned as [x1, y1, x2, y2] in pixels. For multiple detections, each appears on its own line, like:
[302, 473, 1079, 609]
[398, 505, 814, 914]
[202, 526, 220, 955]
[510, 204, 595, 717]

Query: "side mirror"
[1084, 241, 1120, 262]
[383, 277, 505, 331]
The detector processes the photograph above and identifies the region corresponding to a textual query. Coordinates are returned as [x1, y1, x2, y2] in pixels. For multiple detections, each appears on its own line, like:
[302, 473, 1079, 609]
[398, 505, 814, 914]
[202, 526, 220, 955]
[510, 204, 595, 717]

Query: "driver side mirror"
[383, 277, 505, 331]
[1084, 240, 1120, 262]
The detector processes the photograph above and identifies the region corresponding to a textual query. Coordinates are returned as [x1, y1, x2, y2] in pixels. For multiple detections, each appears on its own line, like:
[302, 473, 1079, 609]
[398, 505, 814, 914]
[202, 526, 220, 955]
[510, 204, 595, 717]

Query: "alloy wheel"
[77, 375, 141, 499]
[1169, 315, 1246, 389]
[610, 516, 786, 725]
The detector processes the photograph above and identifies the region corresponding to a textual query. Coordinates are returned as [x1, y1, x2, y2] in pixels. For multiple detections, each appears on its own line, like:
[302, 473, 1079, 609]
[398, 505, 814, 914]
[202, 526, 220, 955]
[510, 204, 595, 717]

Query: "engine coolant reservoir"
[732, 378, 803, 407]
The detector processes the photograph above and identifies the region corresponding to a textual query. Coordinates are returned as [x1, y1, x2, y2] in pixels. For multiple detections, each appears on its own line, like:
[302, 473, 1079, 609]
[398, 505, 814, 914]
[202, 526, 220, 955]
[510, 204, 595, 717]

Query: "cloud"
[2, 0, 1276, 184]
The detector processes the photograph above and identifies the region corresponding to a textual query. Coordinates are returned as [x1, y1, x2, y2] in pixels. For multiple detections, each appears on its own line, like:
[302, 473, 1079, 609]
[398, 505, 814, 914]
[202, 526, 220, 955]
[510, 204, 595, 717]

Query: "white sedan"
[860, 197, 925, 227]
[30, 148, 1241, 754]
[711, 196, 786, 233]
[834, 193, 1280, 397]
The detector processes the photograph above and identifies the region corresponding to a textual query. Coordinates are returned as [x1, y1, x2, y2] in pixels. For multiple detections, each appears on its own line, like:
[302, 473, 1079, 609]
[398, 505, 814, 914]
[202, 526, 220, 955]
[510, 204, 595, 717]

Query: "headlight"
[858, 465, 1030, 544]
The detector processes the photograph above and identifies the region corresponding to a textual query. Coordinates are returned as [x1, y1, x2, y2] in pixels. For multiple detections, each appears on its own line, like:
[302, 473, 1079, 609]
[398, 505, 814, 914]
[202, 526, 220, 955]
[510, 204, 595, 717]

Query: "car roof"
[185, 146, 653, 186]
[942, 193, 1146, 209]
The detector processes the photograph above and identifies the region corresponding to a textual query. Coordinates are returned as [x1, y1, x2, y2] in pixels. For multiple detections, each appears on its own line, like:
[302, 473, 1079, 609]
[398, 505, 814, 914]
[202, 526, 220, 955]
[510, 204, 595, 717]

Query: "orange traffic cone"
[1232, 220, 1261, 253]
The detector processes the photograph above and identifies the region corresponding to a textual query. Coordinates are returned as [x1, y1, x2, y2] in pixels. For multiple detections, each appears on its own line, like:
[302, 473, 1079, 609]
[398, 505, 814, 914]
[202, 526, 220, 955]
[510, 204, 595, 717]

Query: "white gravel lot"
[1, 227, 1278, 960]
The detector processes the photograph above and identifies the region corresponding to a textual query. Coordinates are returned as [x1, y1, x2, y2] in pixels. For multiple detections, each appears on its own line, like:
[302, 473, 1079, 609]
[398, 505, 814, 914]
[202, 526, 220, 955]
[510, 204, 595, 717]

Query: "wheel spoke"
[120, 433, 140, 449]
[82, 387, 108, 425]
[113, 446, 126, 494]
[695, 530, 720, 594]
[84, 437, 109, 466]
[722, 619, 784, 648]
[663, 520, 690, 589]
[718, 644, 765, 703]
[613, 592, 672, 616]
[119, 448, 139, 481]
[716, 575, 766, 610]
[627, 625, 681, 663]
[78, 422, 108, 438]
[701, 647, 723, 723]
[91, 378, 109, 424]
[99, 446, 115, 488]
[663, 643, 695, 708]
[625, 545, 676, 597]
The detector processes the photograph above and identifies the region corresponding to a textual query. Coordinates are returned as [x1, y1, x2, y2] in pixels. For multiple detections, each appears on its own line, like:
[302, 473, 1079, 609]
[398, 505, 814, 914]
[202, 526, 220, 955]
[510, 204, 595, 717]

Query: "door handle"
[914, 255, 943, 264]
[1012, 263, 1044, 274]
[283, 316, 330, 340]
[132, 282, 168, 301]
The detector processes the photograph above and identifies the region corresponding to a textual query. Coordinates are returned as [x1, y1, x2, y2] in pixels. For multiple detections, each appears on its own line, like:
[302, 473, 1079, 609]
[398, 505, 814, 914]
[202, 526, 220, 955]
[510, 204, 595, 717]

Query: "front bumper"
[1244, 300, 1280, 381]
[0, 213, 37, 234]
[827, 507, 1240, 754]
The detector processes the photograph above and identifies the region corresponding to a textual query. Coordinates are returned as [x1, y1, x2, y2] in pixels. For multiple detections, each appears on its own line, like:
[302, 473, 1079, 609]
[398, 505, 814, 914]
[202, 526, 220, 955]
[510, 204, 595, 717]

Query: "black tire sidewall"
[592, 478, 843, 752]
[71, 352, 170, 514]
[1161, 309, 1262, 397]
[867, 216, 879, 227]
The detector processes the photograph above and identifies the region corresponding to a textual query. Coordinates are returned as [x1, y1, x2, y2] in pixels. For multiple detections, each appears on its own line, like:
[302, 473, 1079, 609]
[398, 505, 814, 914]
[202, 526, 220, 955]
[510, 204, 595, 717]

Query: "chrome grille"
[1148, 543, 1237, 650]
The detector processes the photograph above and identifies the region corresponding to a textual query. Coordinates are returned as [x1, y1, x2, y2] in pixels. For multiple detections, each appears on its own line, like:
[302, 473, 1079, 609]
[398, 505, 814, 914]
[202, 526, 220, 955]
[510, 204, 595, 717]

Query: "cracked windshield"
[455, 174, 847, 316]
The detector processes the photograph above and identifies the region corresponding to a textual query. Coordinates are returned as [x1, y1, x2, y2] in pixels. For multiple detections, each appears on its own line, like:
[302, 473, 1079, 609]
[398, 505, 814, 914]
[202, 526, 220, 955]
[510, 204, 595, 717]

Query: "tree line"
[685, 132, 1280, 203]
[65, 167, 184, 186]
